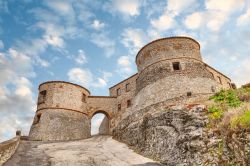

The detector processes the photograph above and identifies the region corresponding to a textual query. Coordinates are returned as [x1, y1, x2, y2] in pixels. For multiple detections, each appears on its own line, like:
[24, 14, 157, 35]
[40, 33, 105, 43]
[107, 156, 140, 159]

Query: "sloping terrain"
[5, 136, 162, 166]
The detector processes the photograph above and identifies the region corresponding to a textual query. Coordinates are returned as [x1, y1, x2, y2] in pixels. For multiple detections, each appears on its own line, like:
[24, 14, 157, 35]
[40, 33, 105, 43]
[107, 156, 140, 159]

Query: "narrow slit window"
[117, 88, 121, 96]
[127, 100, 131, 107]
[118, 104, 121, 111]
[173, 62, 181, 71]
[217, 76, 222, 84]
[82, 93, 86, 102]
[126, 83, 130, 92]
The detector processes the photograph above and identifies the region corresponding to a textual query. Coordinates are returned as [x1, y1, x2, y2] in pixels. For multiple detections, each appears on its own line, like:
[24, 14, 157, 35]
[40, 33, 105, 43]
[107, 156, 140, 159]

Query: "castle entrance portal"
[90, 111, 110, 136]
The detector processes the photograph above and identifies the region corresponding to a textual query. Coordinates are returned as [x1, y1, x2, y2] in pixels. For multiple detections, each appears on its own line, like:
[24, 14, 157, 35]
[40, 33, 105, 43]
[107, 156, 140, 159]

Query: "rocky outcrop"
[113, 103, 250, 165]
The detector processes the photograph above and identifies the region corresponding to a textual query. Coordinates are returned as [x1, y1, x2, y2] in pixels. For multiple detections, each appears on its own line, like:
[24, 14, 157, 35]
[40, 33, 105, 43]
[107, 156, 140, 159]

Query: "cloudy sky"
[0, 0, 250, 142]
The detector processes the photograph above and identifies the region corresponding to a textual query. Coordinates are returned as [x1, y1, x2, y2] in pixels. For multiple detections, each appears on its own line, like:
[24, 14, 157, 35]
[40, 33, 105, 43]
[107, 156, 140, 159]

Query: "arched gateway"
[29, 37, 232, 141]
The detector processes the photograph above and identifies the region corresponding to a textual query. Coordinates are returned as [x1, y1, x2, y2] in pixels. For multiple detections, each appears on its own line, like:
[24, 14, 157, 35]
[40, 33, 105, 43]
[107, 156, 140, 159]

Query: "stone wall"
[99, 116, 110, 135]
[206, 65, 231, 89]
[37, 81, 90, 114]
[29, 109, 90, 141]
[0, 136, 20, 165]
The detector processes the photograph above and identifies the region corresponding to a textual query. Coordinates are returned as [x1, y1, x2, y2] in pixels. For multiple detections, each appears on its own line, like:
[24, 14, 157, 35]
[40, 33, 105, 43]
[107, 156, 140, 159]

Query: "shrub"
[230, 110, 250, 129]
[208, 106, 224, 120]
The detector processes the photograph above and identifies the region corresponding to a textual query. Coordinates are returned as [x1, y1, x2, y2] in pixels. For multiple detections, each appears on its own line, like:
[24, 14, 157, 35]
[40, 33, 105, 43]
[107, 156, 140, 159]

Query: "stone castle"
[29, 37, 232, 141]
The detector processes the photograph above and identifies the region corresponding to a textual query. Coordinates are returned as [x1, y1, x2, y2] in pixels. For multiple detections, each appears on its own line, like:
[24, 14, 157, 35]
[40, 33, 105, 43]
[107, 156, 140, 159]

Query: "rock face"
[113, 103, 250, 165]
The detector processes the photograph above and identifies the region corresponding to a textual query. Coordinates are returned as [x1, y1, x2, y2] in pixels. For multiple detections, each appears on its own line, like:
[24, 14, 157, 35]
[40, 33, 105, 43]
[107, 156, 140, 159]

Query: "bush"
[210, 90, 242, 108]
[208, 106, 224, 120]
[230, 110, 250, 129]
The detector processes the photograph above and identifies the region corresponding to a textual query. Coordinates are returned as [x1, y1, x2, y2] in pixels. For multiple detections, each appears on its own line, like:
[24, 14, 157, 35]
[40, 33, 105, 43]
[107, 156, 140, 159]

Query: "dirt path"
[5, 136, 162, 166]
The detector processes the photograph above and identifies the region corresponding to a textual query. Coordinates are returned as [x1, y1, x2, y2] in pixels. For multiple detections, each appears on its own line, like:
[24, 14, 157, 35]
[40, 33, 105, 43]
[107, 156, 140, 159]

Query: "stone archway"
[90, 110, 110, 135]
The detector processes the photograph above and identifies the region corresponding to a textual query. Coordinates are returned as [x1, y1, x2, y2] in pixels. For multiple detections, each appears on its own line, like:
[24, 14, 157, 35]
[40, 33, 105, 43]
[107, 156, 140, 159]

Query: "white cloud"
[205, 0, 245, 13]
[150, 12, 175, 31]
[117, 56, 133, 77]
[184, 12, 203, 29]
[105, 0, 143, 19]
[75, 50, 87, 64]
[68, 68, 93, 88]
[232, 58, 250, 86]
[91, 19, 105, 30]
[0, 40, 4, 49]
[121, 28, 148, 54]
[44, 0, 74, 16]
[91, 33, 115, 57]
[68, 68, 112, 89]
[167, 0, 198, 16]
[237, 7, 250, 26]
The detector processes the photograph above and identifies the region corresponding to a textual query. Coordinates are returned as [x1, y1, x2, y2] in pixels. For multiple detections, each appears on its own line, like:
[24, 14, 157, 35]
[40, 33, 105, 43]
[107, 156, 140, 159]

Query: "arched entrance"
[90, 110, 110, 136]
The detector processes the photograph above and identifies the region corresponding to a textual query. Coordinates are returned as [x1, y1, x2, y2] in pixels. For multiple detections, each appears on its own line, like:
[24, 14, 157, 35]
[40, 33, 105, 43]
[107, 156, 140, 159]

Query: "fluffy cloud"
[91, 33, 115, 57]
[91, 19, 105, 30]
[75, 50, 87, 64]
[184, 12, 203, 29]
[121, 28, 148, 54]
[237, 7, 250, 26]
[205, 0, 245, 13]
[68, 68, 112, 88]
[150, 12, 175, 31]
[68, 68, 93, 87]
[117, 56, 134, 77]
[167, 0, 198, 16]
[105, 0, 143, 18]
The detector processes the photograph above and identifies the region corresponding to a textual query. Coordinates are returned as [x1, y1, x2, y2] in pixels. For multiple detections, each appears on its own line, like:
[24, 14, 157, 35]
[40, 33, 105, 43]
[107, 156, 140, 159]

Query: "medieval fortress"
[29, 37, 232, 141]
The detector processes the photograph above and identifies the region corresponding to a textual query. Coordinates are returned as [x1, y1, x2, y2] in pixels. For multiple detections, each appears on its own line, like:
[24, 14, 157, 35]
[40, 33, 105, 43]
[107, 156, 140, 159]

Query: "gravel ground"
[5, 136, 162, 166]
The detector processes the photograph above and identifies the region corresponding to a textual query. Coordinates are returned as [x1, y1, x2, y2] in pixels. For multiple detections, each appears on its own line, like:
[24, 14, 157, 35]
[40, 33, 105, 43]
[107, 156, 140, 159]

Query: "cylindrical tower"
[133, 37, 218, 110]
[29, 81, 91, 141]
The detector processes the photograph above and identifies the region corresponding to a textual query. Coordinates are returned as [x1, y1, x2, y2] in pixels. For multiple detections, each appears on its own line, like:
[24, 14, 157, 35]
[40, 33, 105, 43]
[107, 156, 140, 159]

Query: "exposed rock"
[113, 103, 250, 165]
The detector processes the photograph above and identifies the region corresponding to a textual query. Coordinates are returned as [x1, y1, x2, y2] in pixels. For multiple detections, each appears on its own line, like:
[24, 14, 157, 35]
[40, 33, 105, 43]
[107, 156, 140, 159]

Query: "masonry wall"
[133, 37, 220, 111]
[29, 81, 91, 141]
[99, 116, 110, 135]
[206, 65, 231, 89]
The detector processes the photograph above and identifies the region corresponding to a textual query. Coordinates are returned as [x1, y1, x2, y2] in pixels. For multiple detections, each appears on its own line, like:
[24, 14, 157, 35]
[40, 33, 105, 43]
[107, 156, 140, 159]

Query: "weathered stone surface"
[113, 104, 250, 165]
[5, 136, 163, 166]
[0, 136, 20, 165]
[99, 116, 110, 135]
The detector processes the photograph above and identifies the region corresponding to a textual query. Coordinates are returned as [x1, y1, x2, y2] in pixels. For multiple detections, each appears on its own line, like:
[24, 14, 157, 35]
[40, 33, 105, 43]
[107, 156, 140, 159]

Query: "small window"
[82, 93, 86, 102]
[228, 82, 231, 88]
[117, 88, 121, 96]
[172, 62, 181, 71]
[187, 92, 192, 97]
[126, 83, 130, 92]
[38, 90, 47, 104]
[127, 100, 131, 107]
[118, 104, 121, 111]
[217, 76, 222, 84]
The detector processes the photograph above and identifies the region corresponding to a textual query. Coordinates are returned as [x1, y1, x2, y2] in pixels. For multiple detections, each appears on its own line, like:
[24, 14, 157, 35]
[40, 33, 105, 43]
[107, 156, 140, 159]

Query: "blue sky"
[0, 0, 250, 141]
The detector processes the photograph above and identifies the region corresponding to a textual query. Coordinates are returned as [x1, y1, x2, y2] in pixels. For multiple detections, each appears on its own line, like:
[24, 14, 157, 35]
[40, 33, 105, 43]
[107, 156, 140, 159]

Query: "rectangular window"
[82, 93, 86, 102]
[38, 90, 47, 104]
[217, 76, 222, 84]
[173, 62, 181, 71]
[127, 100, 131, 107]
[187, 92, 192, 97]
[126, 83, 130, 92]
[117, 88, 121, 96]
[118, 104, 121, 111]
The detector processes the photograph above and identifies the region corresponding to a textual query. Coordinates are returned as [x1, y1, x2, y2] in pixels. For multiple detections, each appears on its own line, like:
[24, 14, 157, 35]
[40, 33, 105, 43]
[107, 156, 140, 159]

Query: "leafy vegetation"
[208, 88, 250, 129]
[230, 110, 250, 129]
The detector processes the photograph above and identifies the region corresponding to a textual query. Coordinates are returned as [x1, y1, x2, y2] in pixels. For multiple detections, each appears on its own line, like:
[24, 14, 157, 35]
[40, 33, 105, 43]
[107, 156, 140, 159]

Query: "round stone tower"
[29, 81, 91, 141]
[133, 37, 218, 110]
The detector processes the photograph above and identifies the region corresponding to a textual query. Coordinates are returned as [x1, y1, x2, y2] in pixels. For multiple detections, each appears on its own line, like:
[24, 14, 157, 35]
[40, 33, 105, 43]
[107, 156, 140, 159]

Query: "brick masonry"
[28, 37, 233, 141]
